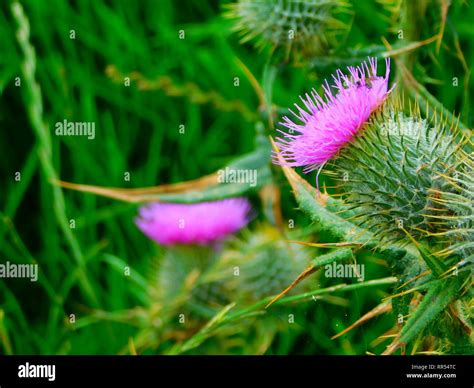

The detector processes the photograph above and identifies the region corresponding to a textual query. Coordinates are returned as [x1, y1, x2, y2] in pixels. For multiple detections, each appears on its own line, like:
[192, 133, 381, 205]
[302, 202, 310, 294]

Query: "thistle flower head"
[135, 198, 252, 246]
[274, 57, 392, 172]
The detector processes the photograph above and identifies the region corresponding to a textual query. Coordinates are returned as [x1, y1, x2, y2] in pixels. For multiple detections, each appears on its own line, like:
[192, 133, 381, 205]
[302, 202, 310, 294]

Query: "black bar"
[0, 356, 471, 386]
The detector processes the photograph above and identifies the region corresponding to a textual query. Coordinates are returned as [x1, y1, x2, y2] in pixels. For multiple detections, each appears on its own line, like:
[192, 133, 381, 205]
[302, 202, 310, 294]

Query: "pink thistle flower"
[274, 57, 393, 173]
[135, 198, 252, 246]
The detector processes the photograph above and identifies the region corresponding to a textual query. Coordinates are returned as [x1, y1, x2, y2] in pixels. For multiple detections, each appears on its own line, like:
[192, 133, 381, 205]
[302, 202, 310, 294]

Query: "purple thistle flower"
[274, 57, 393, 173]
[135, 198, 252, 246]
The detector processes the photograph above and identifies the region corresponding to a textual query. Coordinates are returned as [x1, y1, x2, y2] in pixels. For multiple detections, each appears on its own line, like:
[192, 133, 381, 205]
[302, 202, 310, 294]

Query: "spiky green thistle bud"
[332, 99, 464, 249]
[148, 246, 230, 314]
[220, 224, 311, 301]
[225, 0, 350, 60]
[331, 103, 472, 354]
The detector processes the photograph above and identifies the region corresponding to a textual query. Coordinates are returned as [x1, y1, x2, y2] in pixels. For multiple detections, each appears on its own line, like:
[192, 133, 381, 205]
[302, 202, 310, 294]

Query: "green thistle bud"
[225, 0, 350, 59]
[332, 99, 462, 247]
[148, 246, 230, 313]
[221, 224, 310, 301]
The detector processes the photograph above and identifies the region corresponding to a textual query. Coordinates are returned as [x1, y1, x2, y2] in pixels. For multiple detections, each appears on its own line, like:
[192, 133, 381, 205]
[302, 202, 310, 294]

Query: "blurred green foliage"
[0, 0, 472, 355]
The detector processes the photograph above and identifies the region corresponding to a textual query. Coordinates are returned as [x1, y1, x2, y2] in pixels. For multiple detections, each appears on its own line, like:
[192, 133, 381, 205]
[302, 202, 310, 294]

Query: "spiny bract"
[332, 99, 463, 247]
[428, 149, 474, 264]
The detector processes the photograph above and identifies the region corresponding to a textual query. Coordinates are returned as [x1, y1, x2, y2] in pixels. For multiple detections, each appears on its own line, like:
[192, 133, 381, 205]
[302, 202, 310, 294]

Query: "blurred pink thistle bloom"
[135, 198, 252, 246]
[274, 57, 393, 172]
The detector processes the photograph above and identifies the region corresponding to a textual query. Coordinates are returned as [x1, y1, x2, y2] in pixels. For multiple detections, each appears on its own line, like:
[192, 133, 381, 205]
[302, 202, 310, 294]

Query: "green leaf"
[277, 161, 373, 244]
[383, 276, 462, 354]
[413, 243, 447, 277]
[276, 276, 398, 305]
[310, 247, 354, 268]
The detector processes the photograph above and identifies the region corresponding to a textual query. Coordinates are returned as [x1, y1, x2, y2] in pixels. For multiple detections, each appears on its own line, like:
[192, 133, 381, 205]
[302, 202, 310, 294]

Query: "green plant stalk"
[11, 2, 99, 312]
[274, 276, 397, 305]
[399, 0, 428, 71]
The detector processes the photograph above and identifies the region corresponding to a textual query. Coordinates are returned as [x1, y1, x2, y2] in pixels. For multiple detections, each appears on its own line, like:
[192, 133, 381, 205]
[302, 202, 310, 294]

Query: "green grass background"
[0, 0, 472, 354]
